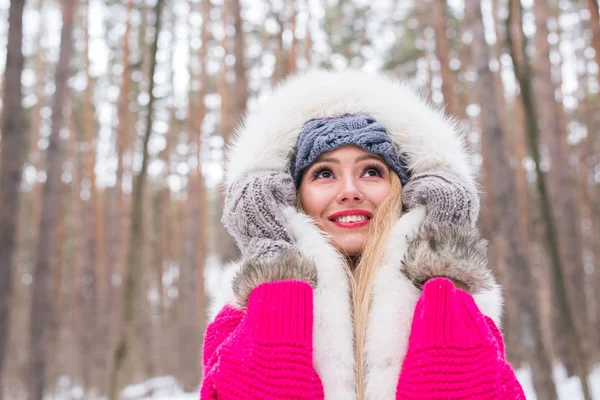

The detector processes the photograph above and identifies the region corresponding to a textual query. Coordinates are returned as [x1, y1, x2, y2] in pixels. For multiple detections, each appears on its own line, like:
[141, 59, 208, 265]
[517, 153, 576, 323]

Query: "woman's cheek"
[363, 182, 392, 206]
[301, 186, 328, 220]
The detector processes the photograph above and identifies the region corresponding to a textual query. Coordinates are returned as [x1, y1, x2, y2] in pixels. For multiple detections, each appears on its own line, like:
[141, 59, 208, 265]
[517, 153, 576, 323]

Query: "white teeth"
[334, 215, 368, 223]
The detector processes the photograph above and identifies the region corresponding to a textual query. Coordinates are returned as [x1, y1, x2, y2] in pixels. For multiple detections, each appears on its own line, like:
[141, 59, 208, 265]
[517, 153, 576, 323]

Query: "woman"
[200, 70, 525, 399]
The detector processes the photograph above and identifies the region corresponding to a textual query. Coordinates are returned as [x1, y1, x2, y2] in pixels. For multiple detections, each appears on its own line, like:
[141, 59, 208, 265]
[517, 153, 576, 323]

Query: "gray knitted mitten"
[402, 168, 480, 229]
[222, 171, 297, 261]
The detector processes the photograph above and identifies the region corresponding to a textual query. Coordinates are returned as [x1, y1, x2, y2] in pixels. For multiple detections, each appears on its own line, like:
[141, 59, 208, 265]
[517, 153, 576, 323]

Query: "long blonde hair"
[297, 172, 403, 399]
[353, 172, 402, 399]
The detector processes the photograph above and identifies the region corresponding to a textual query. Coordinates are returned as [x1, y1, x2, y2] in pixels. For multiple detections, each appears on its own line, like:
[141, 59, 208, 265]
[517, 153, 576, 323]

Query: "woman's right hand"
[222, 170, 297, 261]
[222, 170, 318, 308]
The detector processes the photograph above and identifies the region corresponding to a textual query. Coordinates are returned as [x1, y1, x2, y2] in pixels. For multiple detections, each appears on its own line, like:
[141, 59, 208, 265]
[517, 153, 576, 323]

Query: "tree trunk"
[464, 1, 558, 398]
[531, 0, 590, 375]
[304, 7, 313, 68]
[481, 0, 528, 368]
[67, 97, 86, 390]
[0, 0, 26, 397]
[28, 0, 77, 398]
[105, 0, 134, 394]
[45, 181, 67, 395]
[80, 2, 101, 392]
[232, 0, 248, 118]
[506, 0, 592, 398]
[287, 0, 298, 74]
[583, 0, 600, 354]
[216, 0, 243, 264]
[574, 21, 600, 362]
[178, 5, 210, 384]
[431, 0, 460, 116]
[28, 0, 47, 258]
[109, 0, 165, 397]
[585, 0, 600, 89]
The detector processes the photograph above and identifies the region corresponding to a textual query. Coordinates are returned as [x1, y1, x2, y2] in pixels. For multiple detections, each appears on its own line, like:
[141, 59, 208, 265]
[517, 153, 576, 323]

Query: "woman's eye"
[316, 170, 333, 179]
[363, 167, 383, 177]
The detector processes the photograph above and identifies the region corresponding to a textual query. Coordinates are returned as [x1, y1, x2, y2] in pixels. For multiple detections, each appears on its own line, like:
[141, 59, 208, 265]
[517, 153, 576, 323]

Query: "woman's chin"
[331, 234, 366, 256]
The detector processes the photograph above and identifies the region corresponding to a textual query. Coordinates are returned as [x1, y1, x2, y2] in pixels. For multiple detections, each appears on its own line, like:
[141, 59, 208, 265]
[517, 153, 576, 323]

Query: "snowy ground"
[516, 364, 600, 400]
[46, 364, 600, 399]
[130, 364, 600, 399]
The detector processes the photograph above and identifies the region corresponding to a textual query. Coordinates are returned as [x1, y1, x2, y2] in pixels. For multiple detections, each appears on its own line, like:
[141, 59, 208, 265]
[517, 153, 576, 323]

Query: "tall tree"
[287, 0, 298, 74]
[464, 0, 557, 397]
[584, 0, 600, 89]
[79, 0, 101, 391]
[177, 0, 210, 388]
[431, 0, 460, 116]
[67, 101, 86, 387]
[531, 0, 590, 371]
[506, 0, 592, 398]
[28, 0, 77, 397]
[27, 0, 47, 255]
[0, 0, 26, 397]
[232, 0, 248, 118]
[104, 0, 134, 392]
[216, 0, 243, 264]
[584, 2, 600, 335]
[109, 0, 165, 397]
[304, 10, 313, 67]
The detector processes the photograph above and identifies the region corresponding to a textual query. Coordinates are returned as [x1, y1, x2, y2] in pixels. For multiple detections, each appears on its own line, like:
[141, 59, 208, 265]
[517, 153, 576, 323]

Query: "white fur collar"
[209, 208, 503, 399]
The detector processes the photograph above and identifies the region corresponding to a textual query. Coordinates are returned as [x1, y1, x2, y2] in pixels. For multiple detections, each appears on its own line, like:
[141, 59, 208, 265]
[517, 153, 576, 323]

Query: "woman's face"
[299, 145, 392, 256]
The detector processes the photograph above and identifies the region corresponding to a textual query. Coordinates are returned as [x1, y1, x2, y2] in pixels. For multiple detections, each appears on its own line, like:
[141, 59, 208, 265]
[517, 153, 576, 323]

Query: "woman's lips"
[328, 209, 372, 229]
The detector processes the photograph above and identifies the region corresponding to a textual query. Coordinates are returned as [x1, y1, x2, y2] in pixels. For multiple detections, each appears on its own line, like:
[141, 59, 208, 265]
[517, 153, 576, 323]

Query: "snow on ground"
[516, 363, 600, 400]
[47, 364, 600, 399]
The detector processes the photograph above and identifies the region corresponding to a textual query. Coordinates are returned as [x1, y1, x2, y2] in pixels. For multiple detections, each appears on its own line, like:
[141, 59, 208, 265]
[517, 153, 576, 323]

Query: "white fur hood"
[225, 69, 475, 188]
[214, 69, 503, 400]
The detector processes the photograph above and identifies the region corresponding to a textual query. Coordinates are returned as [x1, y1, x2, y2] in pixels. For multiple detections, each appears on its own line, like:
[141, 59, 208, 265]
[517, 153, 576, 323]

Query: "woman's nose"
[337, 177, 363, 203]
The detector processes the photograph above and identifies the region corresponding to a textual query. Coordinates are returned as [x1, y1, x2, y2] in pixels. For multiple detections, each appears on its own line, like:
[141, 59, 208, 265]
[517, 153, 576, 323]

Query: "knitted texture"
[201, 278, 524, 399]
[222, 171, 296, 260]
[402, 167, 480, 229]
[289, 114, 409, 187]
[200, 281, 324, 400]
[396, 278, 525, 399]
[202, 305, 244, 377]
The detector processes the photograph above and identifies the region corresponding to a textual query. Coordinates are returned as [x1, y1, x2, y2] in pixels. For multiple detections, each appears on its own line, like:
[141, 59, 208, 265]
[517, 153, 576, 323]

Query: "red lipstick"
[328, 209, 372, 229]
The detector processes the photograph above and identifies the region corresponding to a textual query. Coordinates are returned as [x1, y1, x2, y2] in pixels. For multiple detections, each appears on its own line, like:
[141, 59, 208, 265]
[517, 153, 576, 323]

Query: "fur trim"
[231, 252, 318, 309]
[401, 224, 495, 294]
[473, 283, 504, 327]
[225, 69, 475, 190]
[364, 208, 425, 400]
[283, 207, 357, 400]
[207, 261, 240, 322]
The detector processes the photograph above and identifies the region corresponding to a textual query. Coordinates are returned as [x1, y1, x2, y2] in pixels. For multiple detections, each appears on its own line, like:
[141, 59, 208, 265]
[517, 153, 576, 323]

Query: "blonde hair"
[297, 172, 403, 399]
[353, 172, 402, 399]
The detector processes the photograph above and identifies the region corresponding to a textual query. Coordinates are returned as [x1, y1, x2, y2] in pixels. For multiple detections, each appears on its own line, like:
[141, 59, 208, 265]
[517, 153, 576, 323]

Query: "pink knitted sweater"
[200, 278, 525, 399]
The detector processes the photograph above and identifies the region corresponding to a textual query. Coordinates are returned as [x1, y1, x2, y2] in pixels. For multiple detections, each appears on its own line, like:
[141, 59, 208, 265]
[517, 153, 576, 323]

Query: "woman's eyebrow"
[315, 157, 340, 164]
[314, 154, 383, 164]
[355, 154, 383, 162]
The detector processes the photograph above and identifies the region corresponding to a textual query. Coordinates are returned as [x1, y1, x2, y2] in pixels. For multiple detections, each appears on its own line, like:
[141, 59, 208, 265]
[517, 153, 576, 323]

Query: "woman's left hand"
[402, 167, 479, 229]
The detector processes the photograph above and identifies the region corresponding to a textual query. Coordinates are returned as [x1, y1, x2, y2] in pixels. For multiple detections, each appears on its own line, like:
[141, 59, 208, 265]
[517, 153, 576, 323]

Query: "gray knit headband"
[289, 114, 409, 187]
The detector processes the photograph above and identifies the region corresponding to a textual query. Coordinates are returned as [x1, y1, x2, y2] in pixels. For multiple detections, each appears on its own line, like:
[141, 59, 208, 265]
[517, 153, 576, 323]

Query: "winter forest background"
[0, 0, 599, 398]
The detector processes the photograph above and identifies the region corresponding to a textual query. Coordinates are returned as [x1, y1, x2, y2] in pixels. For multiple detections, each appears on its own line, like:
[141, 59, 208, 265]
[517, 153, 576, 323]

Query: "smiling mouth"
[331, 215, 370, 223]
[328, 210, 372, 228]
